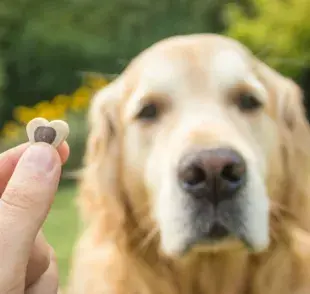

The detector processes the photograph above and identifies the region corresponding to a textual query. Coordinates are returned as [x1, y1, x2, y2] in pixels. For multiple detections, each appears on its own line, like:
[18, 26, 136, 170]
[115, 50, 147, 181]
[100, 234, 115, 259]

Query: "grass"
[43, 183, 79, 287]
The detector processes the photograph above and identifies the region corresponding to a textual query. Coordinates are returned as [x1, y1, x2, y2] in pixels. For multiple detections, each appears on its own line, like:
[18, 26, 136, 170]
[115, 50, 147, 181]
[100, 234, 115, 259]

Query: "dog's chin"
[189, 237, 245, 255]
[160, 223, 269, 258]
[177, 226, 245, 257]
[160, 237, 243, 259]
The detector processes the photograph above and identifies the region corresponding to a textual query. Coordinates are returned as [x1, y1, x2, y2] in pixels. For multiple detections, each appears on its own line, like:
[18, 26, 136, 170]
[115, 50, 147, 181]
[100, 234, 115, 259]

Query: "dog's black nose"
[178, 148, 246, 204]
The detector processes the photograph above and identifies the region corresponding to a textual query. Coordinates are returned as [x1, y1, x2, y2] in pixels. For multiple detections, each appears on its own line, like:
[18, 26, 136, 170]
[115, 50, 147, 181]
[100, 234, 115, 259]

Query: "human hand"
[0, 142, 69, 294]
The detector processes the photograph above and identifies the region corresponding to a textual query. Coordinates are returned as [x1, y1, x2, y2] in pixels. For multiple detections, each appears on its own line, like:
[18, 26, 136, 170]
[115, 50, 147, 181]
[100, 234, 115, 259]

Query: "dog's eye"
[236, 92, 262, 112]
[136, 102, 160, 121]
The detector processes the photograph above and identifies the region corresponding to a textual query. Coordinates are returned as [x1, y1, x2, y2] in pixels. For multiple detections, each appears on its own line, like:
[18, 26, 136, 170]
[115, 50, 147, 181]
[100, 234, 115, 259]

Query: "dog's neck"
[122, 229, 308, 294]
[128, 246, 249, 294]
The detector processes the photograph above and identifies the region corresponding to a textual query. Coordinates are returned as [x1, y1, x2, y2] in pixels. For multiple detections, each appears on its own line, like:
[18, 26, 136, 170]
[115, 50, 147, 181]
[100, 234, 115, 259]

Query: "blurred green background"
[0, 0, 310, 287]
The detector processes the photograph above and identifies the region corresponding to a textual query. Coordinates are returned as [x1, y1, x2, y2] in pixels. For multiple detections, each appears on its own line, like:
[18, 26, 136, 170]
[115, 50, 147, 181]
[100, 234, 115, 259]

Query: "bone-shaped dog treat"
[26, 117, 69, 148]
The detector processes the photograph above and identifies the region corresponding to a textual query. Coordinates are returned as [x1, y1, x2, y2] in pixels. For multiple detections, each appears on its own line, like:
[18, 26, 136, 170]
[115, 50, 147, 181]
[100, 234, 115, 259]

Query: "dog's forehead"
[211, 50, 251, 88]
[121, 35, 269, 121]
[126, 36, 253, 95]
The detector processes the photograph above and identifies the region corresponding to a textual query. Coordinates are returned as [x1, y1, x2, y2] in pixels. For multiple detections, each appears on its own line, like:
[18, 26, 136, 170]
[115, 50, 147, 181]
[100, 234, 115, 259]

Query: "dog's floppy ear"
[279, 79, 310, 231]
[257, 60, 310, 230]
[276, 78, 309, 139]
[255, 60, 308, 134]
[78, 77, 125, 223]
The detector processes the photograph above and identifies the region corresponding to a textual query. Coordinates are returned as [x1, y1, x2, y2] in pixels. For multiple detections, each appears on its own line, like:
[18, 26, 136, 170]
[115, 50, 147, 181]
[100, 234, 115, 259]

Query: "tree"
[226, 0, 310, 78]
[0, 0, 234, 128]
[225, 0, 310, 115]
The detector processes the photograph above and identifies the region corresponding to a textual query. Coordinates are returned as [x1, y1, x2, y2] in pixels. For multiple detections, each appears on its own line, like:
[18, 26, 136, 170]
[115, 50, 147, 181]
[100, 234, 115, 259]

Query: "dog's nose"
[178, 148, 246, 204]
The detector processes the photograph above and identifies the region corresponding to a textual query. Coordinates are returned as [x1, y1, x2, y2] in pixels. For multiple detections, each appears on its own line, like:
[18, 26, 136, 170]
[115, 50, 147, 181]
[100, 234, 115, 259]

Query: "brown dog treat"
[26, 117, 69, 148]
[34, 126, 57, 144]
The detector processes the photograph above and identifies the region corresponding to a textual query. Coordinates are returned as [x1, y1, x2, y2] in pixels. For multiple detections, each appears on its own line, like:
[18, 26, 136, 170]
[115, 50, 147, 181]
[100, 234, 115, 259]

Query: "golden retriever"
[66, 34, 310, 294]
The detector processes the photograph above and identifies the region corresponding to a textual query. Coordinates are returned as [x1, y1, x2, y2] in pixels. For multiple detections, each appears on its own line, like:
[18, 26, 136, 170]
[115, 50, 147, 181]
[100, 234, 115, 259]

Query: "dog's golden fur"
[66, 34, 310, 294]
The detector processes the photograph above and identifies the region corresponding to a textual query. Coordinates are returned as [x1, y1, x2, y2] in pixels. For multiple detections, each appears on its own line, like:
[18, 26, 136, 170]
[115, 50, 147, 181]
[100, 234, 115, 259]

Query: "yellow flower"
[33, 100, 64, 120]
[2, 121, 21, 140]
[84, 74, 109, 90]
[39, 109, 62, 120]
[72, 86, 91, 98]
[71, 95, 90, 112]
[53, 104, 67, 119]
[52, 95, 72, 109]
[13, 106, 37, 125]
[51, 95, 72, 118]
[35, 101, 52, 113]
[71, 86, 92, 111]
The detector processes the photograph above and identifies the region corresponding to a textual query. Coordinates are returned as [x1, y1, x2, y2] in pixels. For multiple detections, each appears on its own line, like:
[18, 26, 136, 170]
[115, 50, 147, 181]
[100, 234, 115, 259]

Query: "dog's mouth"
[207, 223, 230, 240]
[194, 221, 233, 247]
[180, 221, 246, 256]
[181, 222, 234, 255]
[179, 195, 269, 255]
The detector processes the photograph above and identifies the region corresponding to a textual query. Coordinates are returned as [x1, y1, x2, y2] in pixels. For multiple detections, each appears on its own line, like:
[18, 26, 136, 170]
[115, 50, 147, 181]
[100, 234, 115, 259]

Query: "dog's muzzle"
[177, 147, 247, 242]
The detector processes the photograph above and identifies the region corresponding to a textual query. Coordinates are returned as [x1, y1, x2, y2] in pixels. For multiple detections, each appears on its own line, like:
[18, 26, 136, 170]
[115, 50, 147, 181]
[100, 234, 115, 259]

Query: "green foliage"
[0, 58, 6, 108]
[225, 0, 310, 79]
[0, 0, 231, 128]
[44, 185, 79, 286]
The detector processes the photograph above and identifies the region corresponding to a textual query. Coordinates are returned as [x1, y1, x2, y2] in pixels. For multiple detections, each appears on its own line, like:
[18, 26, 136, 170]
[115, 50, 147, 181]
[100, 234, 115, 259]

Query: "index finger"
[0, 142, 70, 195]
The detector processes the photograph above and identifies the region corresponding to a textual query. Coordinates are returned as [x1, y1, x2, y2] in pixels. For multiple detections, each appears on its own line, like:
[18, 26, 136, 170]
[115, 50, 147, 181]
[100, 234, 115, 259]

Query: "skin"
[0, 141, 69, 294]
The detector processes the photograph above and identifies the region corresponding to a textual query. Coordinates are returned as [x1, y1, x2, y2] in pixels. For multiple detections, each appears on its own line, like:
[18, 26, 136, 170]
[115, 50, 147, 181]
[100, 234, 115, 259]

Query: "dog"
[66, 34, 310, 294]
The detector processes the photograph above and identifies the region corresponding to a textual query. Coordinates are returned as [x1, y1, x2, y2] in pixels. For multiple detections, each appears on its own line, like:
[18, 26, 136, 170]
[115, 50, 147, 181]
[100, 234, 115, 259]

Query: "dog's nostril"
[178, 148, 247, 203]
[221, 163, 244, 183]
[182, 165, 206, 186]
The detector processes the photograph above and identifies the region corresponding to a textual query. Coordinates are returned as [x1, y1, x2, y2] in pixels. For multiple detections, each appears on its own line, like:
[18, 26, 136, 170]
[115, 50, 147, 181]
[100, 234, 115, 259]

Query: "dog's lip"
[182, 222, 250, 253]
[179, 223, 235, 255]
[207, 223, 230, 239]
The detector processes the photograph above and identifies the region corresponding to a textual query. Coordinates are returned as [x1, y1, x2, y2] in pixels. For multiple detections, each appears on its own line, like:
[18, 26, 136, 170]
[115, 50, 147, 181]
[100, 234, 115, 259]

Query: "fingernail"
[22, 143, 56, 172]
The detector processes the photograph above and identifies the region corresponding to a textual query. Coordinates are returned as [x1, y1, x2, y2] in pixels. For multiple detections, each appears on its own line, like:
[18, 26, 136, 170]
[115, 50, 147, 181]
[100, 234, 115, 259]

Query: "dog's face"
[88, 34, 308, 258]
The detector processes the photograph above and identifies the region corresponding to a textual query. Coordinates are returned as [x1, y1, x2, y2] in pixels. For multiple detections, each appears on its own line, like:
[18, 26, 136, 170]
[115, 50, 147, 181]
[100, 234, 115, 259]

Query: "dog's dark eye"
[136, 102, 160, 121]
[236, 92, 262, 112]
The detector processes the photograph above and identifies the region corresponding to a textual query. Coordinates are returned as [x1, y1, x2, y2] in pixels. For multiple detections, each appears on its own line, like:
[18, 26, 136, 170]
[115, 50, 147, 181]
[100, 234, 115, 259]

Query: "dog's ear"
[256, 60, 310, 230]
[272, 73, 310, 261]
[255, 60, 308, 135]
[86, 78, 122, 164]
[279, 79, 310, 231]
[276, 78, 309, 140]
[78, 77, 125, 224]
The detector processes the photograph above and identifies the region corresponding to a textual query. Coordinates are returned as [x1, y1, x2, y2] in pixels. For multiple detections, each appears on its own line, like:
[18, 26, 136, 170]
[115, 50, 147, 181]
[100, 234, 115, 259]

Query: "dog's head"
[81, 34, 310, 258]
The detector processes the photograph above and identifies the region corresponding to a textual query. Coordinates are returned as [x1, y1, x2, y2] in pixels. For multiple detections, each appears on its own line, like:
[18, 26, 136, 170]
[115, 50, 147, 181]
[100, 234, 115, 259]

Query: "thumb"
[0, 142, 61, 264]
